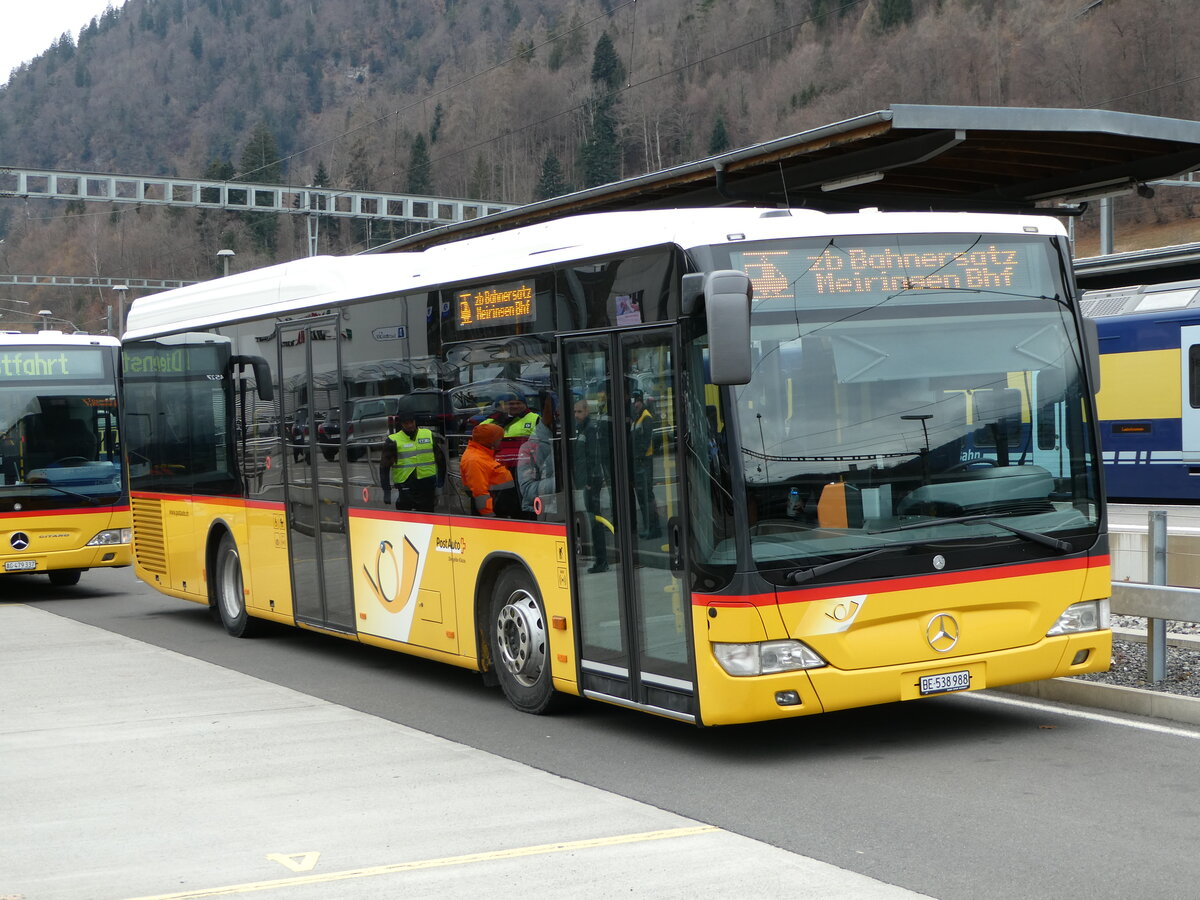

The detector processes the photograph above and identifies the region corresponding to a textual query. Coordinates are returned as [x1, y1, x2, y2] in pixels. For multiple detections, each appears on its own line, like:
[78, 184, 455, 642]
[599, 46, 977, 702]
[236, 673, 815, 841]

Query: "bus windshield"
[721, 232, 1100, 583]
[0, 346, 124, 511]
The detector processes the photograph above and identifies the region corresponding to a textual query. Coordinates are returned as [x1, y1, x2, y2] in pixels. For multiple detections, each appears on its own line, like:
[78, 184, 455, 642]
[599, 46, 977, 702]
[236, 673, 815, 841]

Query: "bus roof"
[0, 331, 119, 348]
[124, 207, 1067, 340]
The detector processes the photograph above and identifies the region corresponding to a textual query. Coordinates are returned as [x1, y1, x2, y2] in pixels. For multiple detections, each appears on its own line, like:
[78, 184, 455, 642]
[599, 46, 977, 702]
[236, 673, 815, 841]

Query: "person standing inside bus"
[460, 422, 518, 517]
[517, 393, 557, 517]
[629, 391, 661, 539]
[573, 398, 611, 573]
[484, 391, 540, 470]
[381, 410, 441, 513]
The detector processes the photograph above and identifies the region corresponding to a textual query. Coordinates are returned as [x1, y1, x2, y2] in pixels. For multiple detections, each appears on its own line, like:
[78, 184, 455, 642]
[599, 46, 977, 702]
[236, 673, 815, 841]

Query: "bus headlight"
[87, 528, 132, 546]
[1046, 598, 1110, 636]
[713, 639, 827, 676]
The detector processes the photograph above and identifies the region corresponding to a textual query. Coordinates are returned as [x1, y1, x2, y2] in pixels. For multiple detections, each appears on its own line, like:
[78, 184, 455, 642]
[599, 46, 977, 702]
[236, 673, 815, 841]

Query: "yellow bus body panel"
[1, 506, 131, 575]
[694, 559, 1112, 726]
[133, 494, 578, 694]
[135, 490, 1108, 726]
[348, 513, 578, 694]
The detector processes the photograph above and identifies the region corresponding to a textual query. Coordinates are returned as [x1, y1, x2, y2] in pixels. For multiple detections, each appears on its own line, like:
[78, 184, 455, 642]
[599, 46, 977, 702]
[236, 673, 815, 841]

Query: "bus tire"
[214, 532, 258, 638]
[489, 568, 560, 715]
[48, 569, 81, 587]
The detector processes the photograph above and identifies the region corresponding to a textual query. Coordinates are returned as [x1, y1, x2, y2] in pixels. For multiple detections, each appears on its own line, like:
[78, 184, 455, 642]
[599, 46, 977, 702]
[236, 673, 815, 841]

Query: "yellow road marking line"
[123, 825, 721, 899]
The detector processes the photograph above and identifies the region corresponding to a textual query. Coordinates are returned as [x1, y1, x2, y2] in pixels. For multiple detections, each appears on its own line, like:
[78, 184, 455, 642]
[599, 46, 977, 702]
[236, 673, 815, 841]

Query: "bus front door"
[278, 319, 355, 633]
[561, 329, 696, 722]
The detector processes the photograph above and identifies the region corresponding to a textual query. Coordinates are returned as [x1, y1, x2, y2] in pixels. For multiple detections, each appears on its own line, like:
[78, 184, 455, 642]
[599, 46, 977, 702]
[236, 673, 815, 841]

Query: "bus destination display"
[455, 280, 536, 331]
[0, 348, 105, 380]
[733, 239, 1043, 302]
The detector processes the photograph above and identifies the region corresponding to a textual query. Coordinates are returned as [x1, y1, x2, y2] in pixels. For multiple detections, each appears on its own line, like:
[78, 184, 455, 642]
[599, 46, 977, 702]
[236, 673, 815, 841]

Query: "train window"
[1191, 345, 1200, 409]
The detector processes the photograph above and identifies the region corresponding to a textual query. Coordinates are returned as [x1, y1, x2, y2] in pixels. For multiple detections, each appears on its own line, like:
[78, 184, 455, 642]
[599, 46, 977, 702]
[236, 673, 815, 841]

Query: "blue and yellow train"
[1084, 279, 1200, 502]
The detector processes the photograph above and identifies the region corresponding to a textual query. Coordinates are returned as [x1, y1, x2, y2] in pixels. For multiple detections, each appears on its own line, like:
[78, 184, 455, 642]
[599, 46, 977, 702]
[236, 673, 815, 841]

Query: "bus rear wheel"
[489, 568, 560, 714]
[48, 569, 81, 587]
[214, 533, 258, 637]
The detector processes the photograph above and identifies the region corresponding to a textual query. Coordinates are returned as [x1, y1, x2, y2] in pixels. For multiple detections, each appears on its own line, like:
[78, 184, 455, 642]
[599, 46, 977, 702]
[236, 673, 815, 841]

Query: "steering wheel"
[944, 458, 997, 473]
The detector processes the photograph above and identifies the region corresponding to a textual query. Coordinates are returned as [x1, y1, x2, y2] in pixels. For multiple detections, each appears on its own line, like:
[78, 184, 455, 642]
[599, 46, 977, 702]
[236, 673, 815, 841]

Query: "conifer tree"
[535, 152, 570, 200]
[238, 122, 283, 252]
[579, 33, 625, 188]
[709, 115, 730, 155]
[407, 133, 433, 195]
[877, 0, 914, 31]
[590, 32, 625, 92]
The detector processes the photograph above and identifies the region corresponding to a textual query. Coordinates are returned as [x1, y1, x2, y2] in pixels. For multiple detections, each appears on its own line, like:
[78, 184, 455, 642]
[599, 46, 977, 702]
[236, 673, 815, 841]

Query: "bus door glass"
[1181, 324, 1200, 461]
[278, 318, 354, 632]
[560, 328, 695, 719]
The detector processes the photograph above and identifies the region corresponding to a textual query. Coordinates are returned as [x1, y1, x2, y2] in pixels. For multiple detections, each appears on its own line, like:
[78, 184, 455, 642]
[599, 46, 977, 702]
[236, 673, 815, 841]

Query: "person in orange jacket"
[460, 422, 518, 516]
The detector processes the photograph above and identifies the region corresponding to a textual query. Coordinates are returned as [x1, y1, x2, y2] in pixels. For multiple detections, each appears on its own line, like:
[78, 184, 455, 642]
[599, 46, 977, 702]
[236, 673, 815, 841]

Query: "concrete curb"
[996, 678, 1200, 727]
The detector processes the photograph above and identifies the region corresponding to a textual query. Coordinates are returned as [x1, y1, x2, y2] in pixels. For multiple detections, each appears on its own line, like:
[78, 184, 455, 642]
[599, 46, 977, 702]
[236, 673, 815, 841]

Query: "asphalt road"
[11, 566, 1200, 900]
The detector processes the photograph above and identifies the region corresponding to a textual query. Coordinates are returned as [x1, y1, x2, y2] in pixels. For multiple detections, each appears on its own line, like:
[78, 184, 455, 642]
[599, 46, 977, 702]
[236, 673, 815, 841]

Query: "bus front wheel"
[489, 568, 559, 714]
[214, 533, 258, 638]
[48, 569, 81, 587]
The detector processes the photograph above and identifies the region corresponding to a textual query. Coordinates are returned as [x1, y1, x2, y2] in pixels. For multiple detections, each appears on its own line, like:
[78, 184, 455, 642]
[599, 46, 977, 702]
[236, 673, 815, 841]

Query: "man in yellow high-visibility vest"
[483, 391, 540, 470]
[381, 410, 441, 512]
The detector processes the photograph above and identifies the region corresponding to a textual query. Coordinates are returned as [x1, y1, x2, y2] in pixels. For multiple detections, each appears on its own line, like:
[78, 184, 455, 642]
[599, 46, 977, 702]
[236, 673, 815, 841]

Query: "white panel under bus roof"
[0, 331, 119, 348]
[123, 208, 1067, 340]
[123, 254, 421, 340]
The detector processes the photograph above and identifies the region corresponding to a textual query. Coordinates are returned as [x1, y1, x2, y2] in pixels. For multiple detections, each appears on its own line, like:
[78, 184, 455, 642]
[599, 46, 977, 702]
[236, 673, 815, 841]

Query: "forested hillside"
[0, 0, 1196, 330]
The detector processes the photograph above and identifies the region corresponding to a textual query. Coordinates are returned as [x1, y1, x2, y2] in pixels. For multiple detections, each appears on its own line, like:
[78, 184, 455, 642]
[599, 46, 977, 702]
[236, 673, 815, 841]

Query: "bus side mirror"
[685, 270, 752, 386]
[230, 355, 274, 401]
[1081, 318, 1100, 394]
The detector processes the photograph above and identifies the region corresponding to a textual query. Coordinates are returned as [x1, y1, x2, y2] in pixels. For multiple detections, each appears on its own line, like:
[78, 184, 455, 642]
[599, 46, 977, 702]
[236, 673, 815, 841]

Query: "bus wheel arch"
[479, 559, 562, 714]
[208, 525, 259, 638]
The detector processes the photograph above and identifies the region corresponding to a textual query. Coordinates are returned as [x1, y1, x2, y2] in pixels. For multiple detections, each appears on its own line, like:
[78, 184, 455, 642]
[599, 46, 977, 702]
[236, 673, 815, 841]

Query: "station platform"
[0, 602, 928, 900]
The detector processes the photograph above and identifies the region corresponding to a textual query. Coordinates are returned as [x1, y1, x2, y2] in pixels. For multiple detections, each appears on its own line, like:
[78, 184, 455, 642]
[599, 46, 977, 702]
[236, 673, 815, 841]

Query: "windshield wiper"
[787, 548, 891, 585]
[33, 484, 107, 505]
[870, 514, 1072, 553]
[785, 534, 946, 584]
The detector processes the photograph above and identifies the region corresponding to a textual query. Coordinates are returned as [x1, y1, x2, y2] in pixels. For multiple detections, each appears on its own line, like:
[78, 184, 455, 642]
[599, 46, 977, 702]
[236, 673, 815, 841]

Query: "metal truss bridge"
[0, 165, 518, 303]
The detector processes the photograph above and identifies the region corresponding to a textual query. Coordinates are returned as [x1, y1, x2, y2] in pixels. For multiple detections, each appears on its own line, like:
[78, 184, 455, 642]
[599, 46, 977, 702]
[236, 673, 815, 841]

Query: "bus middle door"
[560, 328, 696, 722]
[278, 317, 355, 633]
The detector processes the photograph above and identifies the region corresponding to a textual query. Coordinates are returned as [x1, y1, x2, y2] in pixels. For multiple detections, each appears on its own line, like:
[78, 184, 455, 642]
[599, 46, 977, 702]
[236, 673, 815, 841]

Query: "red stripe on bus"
[694, 555, 1111, 607]
[130, 491, 250, 508]
[245, 499, 285, 510]
[1, 505, 129, 519]
[128, 491, 565, 536]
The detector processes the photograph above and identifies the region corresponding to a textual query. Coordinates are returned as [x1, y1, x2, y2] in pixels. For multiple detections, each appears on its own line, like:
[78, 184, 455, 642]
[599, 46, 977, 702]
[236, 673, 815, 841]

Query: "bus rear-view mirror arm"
[682, 270, 752, 385]
[230, 355, 274, 401]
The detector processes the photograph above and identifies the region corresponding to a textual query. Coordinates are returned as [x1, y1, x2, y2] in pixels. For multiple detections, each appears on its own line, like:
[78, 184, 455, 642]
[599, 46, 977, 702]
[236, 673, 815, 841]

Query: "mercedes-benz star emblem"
[926, 613, 959, 652]
[10, 532, 30, 551]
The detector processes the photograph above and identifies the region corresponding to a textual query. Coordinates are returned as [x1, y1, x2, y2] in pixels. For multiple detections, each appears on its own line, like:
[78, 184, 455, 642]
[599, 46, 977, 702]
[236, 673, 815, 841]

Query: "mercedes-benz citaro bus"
[120, 207, 1111, 725]
[1, 331, 131, 586]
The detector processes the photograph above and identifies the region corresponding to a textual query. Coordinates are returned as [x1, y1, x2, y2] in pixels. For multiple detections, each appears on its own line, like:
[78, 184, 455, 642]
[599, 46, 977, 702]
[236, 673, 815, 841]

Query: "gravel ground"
[1073, 616, 1200, 698]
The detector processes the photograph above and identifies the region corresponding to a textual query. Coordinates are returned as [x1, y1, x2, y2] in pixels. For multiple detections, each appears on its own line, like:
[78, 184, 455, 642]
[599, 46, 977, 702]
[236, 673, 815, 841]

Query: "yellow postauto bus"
[1, 331, 131, 585]
[121, 207, 1111, 725]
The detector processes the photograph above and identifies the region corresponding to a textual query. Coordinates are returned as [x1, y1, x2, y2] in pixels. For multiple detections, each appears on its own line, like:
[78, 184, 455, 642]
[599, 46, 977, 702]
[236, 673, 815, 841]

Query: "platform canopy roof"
[375, 104, 1200, 253]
